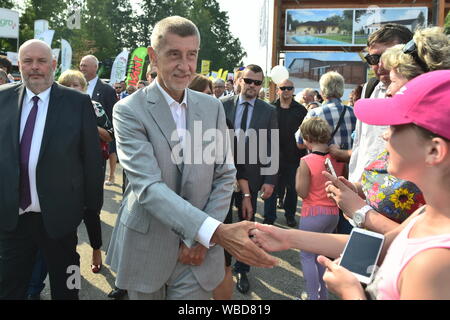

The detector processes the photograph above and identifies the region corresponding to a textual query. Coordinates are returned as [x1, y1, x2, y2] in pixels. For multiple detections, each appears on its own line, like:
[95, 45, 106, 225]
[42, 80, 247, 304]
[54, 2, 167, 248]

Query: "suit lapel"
[12, 85, 26, 156]
[38, 83, 63, 162]
[230, 95, 239, 125]
[146, 83, 183, 174]
[92, 78, 102, 102]
[248, 98, 263, 130]
[180, 90, 203, 192]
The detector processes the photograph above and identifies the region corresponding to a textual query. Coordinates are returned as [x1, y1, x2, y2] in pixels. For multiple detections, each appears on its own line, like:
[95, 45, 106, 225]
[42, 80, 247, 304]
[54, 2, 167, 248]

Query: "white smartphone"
[339, 228, 385, 284]
[324, 158, 337, 178]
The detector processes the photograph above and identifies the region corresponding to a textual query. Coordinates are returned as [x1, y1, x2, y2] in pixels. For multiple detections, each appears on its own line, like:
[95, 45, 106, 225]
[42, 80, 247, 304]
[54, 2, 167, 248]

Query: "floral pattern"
[361, 150, 425, 223]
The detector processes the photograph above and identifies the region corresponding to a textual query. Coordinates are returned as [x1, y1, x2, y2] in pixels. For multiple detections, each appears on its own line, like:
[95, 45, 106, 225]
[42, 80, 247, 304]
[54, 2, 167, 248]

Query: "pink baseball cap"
[354, 70, 450, 140]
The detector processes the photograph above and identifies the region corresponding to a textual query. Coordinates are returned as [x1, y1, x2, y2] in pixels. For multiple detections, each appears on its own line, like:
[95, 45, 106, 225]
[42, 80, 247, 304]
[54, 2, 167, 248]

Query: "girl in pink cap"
[251, 70, 450, 299]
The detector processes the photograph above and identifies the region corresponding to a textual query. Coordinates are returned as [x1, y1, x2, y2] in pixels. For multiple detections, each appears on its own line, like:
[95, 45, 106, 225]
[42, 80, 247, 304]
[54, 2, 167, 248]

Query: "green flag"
[126, 47, 148, 87]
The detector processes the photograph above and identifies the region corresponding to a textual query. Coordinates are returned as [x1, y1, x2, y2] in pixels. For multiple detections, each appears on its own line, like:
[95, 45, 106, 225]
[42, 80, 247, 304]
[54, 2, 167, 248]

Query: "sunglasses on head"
[363, 53, 381, 65]
[402, 39, 429, 72]
[243, 78, 263, 86]
[279, 86, 294, 91]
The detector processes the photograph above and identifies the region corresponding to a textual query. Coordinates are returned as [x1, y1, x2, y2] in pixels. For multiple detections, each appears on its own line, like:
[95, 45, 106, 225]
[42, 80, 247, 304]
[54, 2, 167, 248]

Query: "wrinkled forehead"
[19, 42, 52, 61]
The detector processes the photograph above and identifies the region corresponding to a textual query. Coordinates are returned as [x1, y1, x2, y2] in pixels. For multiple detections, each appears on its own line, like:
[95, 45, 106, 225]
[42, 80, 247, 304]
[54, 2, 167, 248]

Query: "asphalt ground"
[40, 163, 338, 301]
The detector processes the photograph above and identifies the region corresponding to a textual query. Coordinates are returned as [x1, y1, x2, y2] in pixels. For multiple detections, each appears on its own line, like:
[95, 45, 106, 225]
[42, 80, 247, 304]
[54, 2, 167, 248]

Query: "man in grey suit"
[105, 16, 276, 300]
[221, 65, 279, 294]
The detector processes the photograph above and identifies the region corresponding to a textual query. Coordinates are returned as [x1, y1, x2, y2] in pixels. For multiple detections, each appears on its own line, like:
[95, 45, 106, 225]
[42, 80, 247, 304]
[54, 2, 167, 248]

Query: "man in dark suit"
[0, 39, 103, 300]
[80, 55, 119, 185]
[221, 64, 279, 294]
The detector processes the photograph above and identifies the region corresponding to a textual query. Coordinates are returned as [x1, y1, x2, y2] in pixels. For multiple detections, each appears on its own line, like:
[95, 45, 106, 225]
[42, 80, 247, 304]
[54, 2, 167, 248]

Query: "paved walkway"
[41, 163, 338, 300]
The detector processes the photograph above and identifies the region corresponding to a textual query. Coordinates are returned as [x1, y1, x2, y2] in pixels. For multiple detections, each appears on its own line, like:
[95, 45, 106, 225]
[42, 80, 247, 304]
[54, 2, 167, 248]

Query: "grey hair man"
[106, 16, 276, 300]
[213, 78, 226, 99]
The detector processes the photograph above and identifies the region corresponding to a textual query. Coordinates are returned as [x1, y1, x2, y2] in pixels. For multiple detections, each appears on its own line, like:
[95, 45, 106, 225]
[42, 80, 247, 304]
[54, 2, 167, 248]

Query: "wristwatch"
[243, 193, 251, 198]
[353, 205, 372, 228]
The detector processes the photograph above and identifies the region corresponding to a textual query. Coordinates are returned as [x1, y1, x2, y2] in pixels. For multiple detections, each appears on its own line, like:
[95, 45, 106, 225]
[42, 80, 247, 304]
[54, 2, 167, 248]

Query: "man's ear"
[148, 47, 157, 67]
[426, 137, 449, 166]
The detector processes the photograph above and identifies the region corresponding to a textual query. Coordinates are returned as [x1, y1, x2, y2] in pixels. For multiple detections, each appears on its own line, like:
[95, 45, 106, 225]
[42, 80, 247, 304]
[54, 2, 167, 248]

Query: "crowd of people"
[0, 15, 450, 301]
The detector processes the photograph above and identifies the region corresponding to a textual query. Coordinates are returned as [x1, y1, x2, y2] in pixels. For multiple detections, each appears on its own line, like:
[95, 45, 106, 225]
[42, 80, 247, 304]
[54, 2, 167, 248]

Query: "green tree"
[136, 0, 245, 72]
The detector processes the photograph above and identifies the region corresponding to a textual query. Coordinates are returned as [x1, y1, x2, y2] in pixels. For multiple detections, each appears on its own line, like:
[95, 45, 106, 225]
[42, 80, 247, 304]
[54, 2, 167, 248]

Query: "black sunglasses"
[402, 39, 429, 72]
[243, 78, 263, 86]
[363, 53, 381, 66]
[279, 86, 294, 91]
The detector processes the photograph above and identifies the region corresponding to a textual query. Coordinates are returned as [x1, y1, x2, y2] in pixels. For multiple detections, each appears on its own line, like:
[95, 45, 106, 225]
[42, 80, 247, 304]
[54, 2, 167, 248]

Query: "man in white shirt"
[105, 16, 277, 300]
[329, 24, 413, 183]
[0, 40, 103, 299]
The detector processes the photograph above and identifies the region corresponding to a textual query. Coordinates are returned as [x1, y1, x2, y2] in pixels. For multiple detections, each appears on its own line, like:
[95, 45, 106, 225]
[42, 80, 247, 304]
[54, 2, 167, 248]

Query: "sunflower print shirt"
[361, 150, 425, 224]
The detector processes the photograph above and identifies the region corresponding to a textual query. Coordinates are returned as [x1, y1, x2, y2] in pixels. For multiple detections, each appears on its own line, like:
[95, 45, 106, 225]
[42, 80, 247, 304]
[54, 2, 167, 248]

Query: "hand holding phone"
[325, 158, 338, 178]
[339, 228, 385, 284]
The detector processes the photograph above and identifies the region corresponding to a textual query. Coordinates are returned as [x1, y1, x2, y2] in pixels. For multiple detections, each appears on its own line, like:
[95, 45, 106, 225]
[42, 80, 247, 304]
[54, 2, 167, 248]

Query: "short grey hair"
[213, 78, 225, 86]
[81, 55, 99, 68]
[151, 16, 201, 52]
[319, 71, 344, 99]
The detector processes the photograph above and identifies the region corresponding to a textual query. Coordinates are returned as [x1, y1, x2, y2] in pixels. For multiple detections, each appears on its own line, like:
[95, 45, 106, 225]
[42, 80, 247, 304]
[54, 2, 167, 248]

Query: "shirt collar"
[155, 78, 188, 107]
[88, 76, 99, 87]
[25, 85, 52, 104]
[238, 95, 256, 107]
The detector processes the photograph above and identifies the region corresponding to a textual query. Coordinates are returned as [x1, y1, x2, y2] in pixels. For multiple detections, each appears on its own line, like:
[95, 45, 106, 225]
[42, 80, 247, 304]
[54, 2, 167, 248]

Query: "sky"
[217, 0, 271, 73]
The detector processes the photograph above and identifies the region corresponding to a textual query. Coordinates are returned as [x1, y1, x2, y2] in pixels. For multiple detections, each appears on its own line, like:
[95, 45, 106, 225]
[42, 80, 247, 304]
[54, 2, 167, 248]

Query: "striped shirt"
[296, 98, 356, 150]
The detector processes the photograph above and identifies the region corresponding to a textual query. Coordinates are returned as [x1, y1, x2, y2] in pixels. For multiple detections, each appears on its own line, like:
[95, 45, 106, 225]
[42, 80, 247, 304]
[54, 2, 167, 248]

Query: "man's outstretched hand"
[211, 221, 278, 268]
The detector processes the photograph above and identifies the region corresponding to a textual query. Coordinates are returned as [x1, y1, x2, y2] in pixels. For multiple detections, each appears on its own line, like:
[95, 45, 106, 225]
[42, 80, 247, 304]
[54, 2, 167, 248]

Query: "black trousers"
[234, 190, 258, 274]
[0, 213, 79, 300]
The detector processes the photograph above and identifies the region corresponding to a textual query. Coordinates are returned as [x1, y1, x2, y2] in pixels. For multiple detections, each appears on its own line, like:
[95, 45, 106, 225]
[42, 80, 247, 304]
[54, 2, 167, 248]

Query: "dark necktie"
[240, 102, 250, 132]
[19, 96, 39, 210]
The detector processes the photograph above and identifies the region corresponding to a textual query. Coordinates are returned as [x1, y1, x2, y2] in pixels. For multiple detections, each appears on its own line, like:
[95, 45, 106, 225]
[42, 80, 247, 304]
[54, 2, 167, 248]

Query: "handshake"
[179, 221, 281, 268]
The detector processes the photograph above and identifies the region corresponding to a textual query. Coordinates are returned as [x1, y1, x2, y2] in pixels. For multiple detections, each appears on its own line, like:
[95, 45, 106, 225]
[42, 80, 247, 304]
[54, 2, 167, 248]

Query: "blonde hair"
[300, 117, 331, 144]
[58, 69, 87, 91]
[382, 27, 450, 80]
[319, 71, 344, 99]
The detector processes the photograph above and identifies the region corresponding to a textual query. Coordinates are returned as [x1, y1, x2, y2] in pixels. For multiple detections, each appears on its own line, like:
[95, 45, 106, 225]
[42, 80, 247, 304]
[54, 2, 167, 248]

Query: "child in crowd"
[296, 117, 345, 300]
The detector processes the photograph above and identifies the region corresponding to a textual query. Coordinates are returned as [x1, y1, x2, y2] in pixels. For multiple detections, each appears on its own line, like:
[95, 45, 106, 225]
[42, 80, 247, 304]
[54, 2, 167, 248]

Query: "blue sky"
[354, 7, 428, 29]
[288, 9, 346, 23]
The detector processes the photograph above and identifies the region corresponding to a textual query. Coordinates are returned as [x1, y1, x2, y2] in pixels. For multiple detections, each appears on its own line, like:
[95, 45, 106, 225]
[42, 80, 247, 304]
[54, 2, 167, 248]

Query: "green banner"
[126, 47, 148, 87]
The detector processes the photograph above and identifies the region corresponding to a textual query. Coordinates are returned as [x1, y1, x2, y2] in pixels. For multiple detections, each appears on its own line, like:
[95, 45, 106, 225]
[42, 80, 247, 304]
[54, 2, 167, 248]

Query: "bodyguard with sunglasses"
[221, 64, 278, 294]
[263, 79, 307, 227]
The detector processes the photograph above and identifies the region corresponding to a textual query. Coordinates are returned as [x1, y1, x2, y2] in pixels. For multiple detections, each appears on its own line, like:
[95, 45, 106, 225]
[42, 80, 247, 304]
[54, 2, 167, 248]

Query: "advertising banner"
[126, 47, 148, 87]
[110, 49, 129, 86]
[285, 7, 427, 46]
[0, 8, 19, 39]
[61, 39, 72, 73]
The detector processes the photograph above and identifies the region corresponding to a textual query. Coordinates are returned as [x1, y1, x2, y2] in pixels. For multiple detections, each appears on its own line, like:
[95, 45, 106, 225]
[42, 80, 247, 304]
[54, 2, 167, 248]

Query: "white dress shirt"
[86, 76, 99, 98]
[155, 81, 221, 248]
[19, 87, 52, 214]
[348, 81, 389, 182]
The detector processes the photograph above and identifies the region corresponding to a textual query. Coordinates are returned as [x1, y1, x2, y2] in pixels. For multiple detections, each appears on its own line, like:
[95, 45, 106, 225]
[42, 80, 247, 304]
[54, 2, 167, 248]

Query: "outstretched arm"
[250, 223, 349, 259]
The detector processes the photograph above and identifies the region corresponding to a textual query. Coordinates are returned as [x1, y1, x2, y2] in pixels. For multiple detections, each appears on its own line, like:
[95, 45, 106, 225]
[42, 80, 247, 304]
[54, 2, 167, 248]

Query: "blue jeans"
[264, 161, 298, 223]
[27, 250, 48, 296]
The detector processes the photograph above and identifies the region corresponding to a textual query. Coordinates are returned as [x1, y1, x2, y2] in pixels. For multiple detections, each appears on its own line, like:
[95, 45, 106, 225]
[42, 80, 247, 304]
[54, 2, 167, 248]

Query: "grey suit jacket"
[221, 95, 278, 193]
[105, 82, 236, 293]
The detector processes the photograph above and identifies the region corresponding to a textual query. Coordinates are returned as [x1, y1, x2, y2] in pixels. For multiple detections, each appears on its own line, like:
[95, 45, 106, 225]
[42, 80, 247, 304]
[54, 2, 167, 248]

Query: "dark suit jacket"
[221, 95, 278, 193]
[0, 83, 104, 239]
[92, 78, 118, 122]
